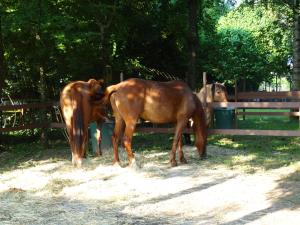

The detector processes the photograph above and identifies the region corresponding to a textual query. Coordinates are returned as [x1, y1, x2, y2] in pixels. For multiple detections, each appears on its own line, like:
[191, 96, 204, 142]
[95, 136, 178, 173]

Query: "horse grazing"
[196, 83, 228, 127]
[103, 78, 207, 167]
[60, 79, 106, 167]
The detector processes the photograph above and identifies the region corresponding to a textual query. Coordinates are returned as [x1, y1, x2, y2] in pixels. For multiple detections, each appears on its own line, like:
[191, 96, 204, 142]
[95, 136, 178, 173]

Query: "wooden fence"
[0, 102, 58, 132]
[1, 91, 300, 137]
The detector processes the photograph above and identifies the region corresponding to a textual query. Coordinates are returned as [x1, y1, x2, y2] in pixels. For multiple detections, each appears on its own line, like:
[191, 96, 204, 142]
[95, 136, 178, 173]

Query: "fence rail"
[0, 102, 56, 111]
[209, 101, 300, 109]
[0, 102, 59, 132]
[237, 91, 300, 100]
[1, 97, 300, 137]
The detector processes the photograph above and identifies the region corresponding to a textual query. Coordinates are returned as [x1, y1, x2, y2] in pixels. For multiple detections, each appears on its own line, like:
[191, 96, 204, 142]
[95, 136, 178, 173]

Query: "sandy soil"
[0, 146, 299, 225]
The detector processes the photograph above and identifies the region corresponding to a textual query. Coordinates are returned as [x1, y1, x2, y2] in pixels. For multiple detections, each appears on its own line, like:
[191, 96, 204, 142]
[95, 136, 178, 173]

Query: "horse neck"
[198, 85, 213, 103]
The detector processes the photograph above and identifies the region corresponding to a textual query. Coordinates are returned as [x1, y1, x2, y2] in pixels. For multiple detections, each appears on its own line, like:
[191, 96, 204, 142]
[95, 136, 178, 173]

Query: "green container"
[214, 107, 234, 129]
[89, 122, 99, 153]
[89, 122, 114, 153]
[100, 122, 114, 151]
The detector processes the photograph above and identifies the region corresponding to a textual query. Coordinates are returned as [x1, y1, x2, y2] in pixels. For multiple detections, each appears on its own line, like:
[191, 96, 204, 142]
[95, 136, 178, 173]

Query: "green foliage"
[215, 4, 292, 88]
[0, 0, 295, 98]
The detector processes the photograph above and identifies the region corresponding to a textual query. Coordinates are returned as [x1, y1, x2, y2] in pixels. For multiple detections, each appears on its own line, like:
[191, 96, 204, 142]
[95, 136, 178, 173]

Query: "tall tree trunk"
[0, 11, 6, 99]
[37, 0, 48, 148]
[187, 0, 200, 90]
[0, 10, 7, 141]
[292, 0, 300, 90]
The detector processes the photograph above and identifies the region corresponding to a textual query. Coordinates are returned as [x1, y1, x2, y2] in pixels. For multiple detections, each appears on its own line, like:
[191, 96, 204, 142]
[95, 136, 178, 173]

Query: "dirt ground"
[0, 145, 299, 225]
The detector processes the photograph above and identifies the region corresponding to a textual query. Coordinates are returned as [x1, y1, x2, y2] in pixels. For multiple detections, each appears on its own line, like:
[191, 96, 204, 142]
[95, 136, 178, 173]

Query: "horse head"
[197, 82, 228, 104]
[88, 79, 105, 101]
[212, 82, 228, 102]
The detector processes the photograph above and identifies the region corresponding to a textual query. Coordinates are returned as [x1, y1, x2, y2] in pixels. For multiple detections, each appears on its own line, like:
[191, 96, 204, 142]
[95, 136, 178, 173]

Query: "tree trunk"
[0, 10, 7, 140]
[0, 11, 6, 99]
[187, 0, 200, 90]
[37, 0, 48, 148]
[292, 0, 300, 90]
[38, 65, 49, 148]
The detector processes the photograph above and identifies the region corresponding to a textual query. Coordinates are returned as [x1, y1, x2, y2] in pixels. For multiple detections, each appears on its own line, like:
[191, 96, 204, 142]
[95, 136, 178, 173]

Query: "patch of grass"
[0, 140, 69, 173]
[208, 135, 300, 171]
[133, 133, 173, 152]
[206, 110, 300, 171]
[236, 109, 299, 130]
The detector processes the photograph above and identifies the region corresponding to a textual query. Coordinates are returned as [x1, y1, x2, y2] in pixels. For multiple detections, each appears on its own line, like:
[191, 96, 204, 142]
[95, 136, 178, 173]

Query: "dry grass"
[0, 145, 299, 225]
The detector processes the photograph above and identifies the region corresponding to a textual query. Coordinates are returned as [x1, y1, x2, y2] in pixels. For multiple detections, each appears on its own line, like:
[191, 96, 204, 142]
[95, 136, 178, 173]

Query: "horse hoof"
[95, 151, 102, 157]
[113, 161, 121, 167]
[180, 158, 188, 164]
[170, 160, 178, 167]
[200, 153, 207, 160]
[129, 158, 140, 170]
[72, 157, 83, 167]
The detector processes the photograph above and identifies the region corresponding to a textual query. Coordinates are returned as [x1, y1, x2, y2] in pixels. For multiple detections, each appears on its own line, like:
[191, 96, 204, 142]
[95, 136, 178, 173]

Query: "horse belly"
[141, 101, 176, 123]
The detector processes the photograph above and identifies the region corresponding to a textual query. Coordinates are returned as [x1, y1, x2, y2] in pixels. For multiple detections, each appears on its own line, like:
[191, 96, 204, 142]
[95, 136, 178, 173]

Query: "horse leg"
[95, 124, 102, 156]
[66, 126, 78, 166]
[71, 132, 87, 167]
[112, 116, 125, 165]
[178, 135, 187, 164]
[67, 127, 83, 167]
[123, 120, 137, 166]
[82, 130, 88, 158]
[170, 119, 188, 167]
[183, 120, 192, 145]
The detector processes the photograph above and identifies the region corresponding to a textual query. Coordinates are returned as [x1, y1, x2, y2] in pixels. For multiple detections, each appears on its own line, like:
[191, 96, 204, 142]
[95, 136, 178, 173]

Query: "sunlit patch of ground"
[0, 146, 299, 224]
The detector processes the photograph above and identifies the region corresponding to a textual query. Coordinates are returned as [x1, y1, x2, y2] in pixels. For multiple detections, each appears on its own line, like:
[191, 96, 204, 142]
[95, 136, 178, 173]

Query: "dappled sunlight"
[216, 137, 243, 148]
[0, 146, 300, 224]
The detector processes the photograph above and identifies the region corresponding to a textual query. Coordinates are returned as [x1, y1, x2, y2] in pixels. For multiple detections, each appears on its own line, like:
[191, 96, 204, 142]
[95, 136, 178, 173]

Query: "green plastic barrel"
[89, 122, 114, 153]
[100, 122, 114, 151]
[89, 122, 99, 153]
[214, 107, 234, 129]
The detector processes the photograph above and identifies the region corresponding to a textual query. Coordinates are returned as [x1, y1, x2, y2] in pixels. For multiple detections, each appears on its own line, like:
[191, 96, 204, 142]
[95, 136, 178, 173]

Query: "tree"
[187, 0, 201, 89]
[0, 3, 7, 100]
[292, 0, 300, 90]
[238, 0, 299, 90]
[215, 4, 292, 90]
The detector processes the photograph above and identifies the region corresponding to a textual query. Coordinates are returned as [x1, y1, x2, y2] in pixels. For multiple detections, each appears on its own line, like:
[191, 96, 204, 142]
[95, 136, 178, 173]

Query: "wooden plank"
[237, 111, 300, 116]
[49, 122, 66, 128]
[208, 129, 300, 137]
[0, 123, 48, 132]
[0, 102, 57, 111]
[237, 91, 300, 100]
[136, 127, 300, 137]
[3, 121, 300, 137]
[210, 102, 300, 109]
[137, 127, 175, 133]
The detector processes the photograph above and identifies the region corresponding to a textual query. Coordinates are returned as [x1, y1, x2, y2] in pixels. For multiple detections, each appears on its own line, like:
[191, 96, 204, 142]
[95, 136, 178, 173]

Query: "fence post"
[234, 79, 238, 128]
[202, 72, 207, 108]
[120, 72, 124, 82]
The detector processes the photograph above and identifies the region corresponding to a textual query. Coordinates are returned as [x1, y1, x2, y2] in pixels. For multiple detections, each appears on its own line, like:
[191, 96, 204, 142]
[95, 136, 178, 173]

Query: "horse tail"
[191, 94, 207, 159]
[103, 84, 119, 104]
[70, 88, 85, 166]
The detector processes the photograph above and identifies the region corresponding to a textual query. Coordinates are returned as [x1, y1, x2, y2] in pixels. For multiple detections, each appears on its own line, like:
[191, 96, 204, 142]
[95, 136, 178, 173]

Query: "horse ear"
[98, 79, 104, 85]
[88, 79, 97, 85]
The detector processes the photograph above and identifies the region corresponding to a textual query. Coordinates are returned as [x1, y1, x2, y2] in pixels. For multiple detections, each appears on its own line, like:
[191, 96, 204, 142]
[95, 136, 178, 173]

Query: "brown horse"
[60, 79, 106, 167]
[196, 83, 228, 127]
[103, 78, 207, 167]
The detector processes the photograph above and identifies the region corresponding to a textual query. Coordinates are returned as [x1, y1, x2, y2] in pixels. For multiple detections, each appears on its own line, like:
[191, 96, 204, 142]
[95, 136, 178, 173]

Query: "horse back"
[109, 78, 195, 123]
